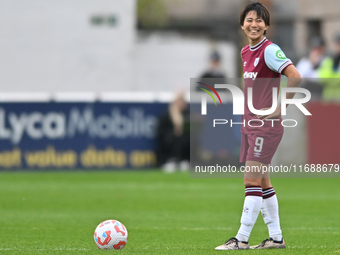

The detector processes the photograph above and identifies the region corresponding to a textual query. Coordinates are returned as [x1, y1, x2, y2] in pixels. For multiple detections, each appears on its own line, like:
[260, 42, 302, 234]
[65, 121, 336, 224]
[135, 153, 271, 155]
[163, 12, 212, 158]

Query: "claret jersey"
[241, 37, 293, 135]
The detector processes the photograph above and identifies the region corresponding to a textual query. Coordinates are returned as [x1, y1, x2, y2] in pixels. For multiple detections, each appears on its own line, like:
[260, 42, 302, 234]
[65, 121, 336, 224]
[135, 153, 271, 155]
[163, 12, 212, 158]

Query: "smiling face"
[241, 11, 269, 46]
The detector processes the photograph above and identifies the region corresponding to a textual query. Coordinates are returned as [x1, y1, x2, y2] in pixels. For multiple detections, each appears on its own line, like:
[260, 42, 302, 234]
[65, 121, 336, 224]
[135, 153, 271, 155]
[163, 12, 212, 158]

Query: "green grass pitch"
[0, 170, 339, 254]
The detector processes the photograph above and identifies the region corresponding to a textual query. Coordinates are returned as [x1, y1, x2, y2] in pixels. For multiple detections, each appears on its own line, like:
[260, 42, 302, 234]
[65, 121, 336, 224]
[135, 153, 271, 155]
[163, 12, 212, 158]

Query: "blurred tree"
[138, 0, 169, 29]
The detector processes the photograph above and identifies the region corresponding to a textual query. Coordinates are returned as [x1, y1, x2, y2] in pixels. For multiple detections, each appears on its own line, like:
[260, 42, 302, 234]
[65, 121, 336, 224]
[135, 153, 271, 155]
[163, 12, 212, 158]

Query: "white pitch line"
[0, 248, 90, 251]
[130, 226, 340, 231]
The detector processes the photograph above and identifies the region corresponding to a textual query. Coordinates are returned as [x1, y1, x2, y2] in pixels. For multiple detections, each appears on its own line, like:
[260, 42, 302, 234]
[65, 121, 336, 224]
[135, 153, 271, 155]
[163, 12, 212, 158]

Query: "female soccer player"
[215, 1, 301, 250]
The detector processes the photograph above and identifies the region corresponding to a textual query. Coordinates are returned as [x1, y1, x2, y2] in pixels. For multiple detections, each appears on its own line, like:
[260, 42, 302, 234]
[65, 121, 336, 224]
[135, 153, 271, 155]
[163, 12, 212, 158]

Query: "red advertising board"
[307, 102, 340, 164]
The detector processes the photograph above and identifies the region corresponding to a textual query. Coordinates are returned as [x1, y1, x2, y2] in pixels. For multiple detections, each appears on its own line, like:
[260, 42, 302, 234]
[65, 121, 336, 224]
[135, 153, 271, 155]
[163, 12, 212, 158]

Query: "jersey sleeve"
[264, 44, 293, 73]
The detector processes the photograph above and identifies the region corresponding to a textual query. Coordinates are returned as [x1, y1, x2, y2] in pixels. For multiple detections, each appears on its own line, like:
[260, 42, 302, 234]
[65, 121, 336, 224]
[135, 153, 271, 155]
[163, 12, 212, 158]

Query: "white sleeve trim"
[278, 60, 293, 73]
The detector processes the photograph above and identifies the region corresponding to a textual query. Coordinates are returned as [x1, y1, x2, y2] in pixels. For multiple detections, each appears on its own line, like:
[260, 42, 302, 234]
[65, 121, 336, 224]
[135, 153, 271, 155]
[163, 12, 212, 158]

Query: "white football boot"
[250, 238, 286, 249]
[215, 237, 250, 250]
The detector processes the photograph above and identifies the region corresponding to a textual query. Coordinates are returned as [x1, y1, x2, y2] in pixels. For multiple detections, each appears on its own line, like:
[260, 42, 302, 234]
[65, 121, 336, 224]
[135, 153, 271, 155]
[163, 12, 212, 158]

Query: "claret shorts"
[240, 133, 283, 165]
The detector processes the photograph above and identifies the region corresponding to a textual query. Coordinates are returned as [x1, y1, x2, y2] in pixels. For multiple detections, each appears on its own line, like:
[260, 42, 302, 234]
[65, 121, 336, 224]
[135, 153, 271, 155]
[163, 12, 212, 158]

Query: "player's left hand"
[257, 107, 281, 120]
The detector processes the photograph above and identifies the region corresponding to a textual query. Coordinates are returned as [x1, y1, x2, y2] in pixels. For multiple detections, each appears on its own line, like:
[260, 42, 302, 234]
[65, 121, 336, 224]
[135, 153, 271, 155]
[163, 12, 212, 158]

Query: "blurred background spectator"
[296, 37, 326, 100]
[200, 50, 227, 81]
[296, 37, 326, 79]
[318, 34, 340, 101]
[155, 91, 190, 172]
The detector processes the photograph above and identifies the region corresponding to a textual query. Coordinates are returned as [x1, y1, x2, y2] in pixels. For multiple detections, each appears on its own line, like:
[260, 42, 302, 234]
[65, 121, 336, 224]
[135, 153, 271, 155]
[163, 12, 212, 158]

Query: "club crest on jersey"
[254, 57, 259, 67]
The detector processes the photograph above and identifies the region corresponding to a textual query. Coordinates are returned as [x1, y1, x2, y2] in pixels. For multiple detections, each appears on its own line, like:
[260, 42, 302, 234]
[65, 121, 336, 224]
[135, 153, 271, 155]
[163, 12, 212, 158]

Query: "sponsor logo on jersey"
[276, 50, 286, 60]
[243, 61, 247, 67]
[243, 71, 258, 80]
[254, 57, 259, 67]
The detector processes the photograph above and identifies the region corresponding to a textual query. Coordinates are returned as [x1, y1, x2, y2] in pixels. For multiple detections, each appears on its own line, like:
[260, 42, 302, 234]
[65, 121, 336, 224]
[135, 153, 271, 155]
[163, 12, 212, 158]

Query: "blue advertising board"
[0, 102, 167, 169]
[190, 102, 242, 166]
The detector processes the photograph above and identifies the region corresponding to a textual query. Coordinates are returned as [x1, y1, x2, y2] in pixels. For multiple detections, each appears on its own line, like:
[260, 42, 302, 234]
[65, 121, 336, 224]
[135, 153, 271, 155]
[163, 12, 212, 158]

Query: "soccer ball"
[94, 220, 128, 250]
